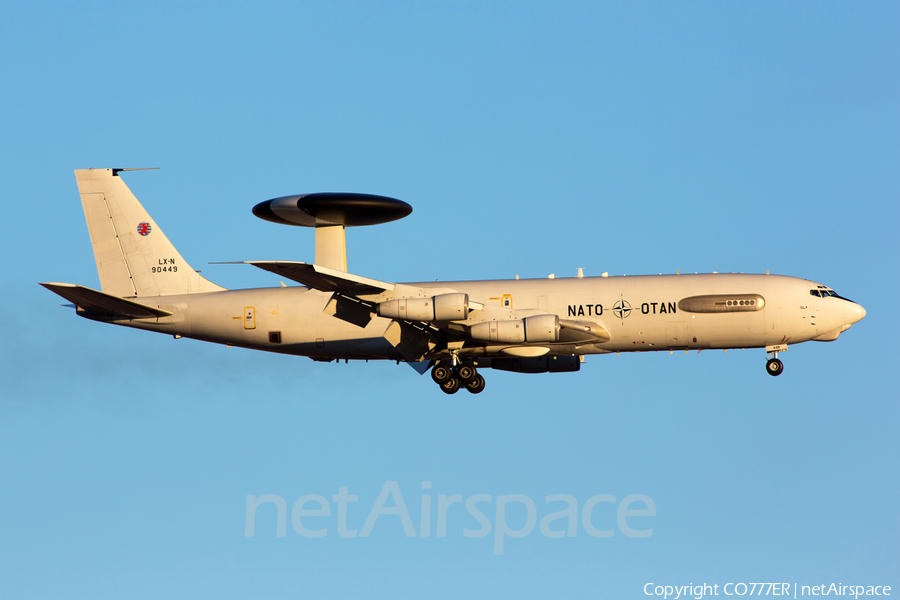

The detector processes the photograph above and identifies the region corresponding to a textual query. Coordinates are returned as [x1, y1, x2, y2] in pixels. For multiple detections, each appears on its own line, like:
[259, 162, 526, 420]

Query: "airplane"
[42, 168, 867, 394]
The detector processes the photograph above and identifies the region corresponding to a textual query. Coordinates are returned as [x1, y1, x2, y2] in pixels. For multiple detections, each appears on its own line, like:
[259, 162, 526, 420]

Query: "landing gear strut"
[431, 355, 487, 394]
[766, 354, 784, 377]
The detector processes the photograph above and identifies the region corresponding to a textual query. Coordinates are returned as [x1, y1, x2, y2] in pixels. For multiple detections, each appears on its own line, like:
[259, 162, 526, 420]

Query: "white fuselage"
[96, 273, 865, 362]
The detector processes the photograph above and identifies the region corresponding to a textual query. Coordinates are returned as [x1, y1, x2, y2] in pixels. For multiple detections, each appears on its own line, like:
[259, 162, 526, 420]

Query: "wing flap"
[40, 282, 173, 318]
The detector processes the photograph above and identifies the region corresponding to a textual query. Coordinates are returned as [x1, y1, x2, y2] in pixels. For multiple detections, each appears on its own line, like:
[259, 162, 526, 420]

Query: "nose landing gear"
[432, 355, 486, 394]
[766, 354, 784, 376]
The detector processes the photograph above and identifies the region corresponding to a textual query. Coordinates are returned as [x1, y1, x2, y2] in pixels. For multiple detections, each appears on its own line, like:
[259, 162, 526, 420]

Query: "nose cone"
[845, 301, 866, 325]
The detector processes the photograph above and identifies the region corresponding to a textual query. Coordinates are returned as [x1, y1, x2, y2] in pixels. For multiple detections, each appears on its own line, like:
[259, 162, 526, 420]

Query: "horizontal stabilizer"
[220, 261, 394, 295]
[40, 283, 173, 318]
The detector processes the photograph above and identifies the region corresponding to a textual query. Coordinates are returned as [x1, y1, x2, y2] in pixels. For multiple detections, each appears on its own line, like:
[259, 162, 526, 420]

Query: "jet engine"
[469, 314, 560, 344]
[377, 292, 469, 321]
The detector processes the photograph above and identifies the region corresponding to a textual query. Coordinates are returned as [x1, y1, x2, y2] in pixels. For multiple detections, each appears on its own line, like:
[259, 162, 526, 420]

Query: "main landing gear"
[431, 359, 486, 394]
[766, 354, 784, 377]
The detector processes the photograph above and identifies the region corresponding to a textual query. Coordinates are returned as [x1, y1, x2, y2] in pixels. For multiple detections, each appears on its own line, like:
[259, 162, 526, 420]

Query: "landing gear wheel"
[457, 364, 477, 383]
[431, 364, 452, 384]
[440, 377, 461, 394]
[465, 374, 486, 394]
[766, 358, 784, 377]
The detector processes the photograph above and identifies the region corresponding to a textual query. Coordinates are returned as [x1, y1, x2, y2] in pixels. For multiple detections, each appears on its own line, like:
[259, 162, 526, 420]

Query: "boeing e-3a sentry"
[42, 168, 866, 394]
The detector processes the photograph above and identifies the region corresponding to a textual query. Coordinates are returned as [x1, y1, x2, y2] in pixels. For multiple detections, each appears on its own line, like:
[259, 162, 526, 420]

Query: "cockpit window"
[811, 288, 842, 298]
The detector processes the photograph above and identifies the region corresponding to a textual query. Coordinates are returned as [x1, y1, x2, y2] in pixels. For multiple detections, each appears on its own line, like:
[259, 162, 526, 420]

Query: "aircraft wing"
[40, 282, 173, 318]
[232, 261, 395, 295]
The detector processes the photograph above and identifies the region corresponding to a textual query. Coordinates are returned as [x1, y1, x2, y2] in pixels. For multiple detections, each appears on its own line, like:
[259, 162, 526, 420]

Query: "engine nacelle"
[433, 292, 469, 321]
[470, 314, 560, 344]
[376, 293, 469, 322]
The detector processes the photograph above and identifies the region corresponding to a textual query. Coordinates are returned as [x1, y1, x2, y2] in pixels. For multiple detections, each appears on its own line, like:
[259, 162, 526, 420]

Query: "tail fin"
[75, 168, 225, 297]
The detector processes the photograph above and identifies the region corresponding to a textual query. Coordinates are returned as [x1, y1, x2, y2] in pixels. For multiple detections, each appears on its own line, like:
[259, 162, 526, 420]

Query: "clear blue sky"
[1, 2, 897, 598]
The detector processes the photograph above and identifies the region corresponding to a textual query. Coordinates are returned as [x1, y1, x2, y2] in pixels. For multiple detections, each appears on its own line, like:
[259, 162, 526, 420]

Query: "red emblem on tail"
[137, 222, 152, 236]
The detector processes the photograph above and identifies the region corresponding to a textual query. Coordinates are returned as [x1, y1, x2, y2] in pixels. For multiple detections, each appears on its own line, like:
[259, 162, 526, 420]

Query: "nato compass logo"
[612, 299, 633, 320]
[137, 222, 152, 236]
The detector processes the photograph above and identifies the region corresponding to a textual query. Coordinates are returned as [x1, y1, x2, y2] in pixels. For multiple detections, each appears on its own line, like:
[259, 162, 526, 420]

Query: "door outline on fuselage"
[244, 307, 256, 330]
[665, 321, 688, 349]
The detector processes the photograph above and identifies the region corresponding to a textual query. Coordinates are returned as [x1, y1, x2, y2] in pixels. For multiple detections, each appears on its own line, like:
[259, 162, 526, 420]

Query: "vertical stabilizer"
[75, 168, 225, 297]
